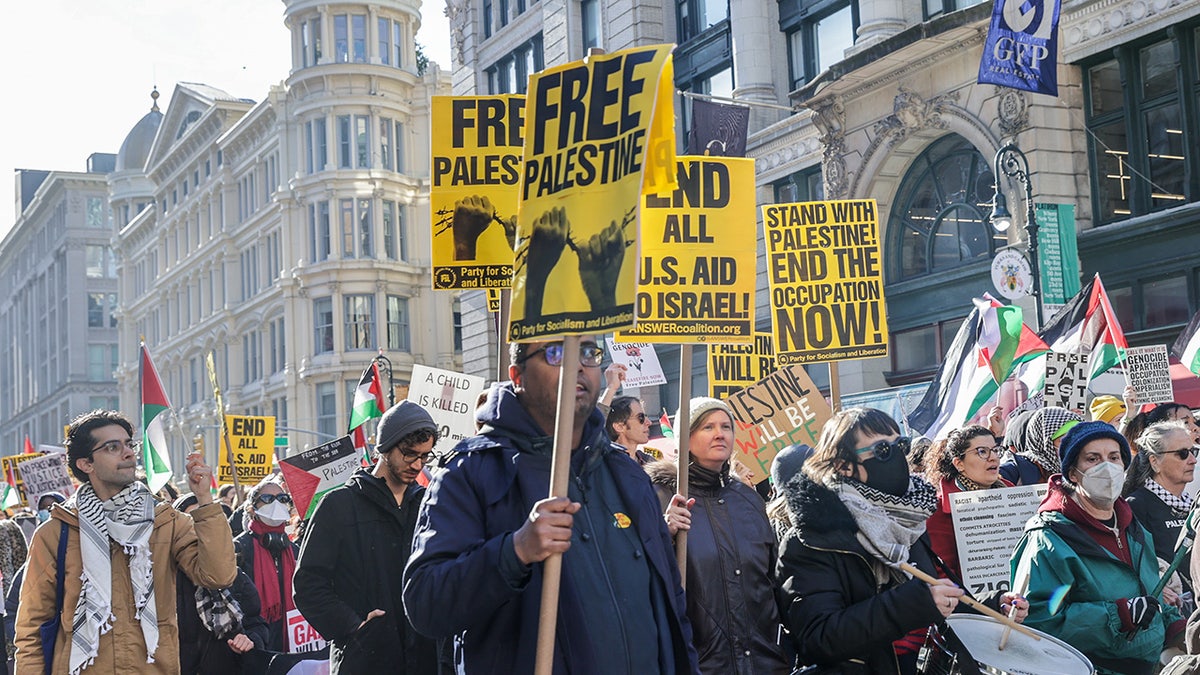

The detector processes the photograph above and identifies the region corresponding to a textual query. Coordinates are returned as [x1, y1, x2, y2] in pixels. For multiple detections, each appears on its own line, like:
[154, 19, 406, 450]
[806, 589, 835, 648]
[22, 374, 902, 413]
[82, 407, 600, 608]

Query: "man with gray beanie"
[294, 400, 439, 674]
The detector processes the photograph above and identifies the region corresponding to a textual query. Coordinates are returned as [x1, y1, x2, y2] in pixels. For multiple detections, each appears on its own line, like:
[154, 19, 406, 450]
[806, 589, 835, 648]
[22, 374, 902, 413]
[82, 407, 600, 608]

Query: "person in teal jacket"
[1011, 421, 1185, 675]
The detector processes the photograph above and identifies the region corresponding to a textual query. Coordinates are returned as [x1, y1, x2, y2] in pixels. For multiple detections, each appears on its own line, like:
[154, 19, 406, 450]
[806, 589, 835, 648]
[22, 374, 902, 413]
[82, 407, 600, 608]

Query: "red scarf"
[249, 519, 297, 623]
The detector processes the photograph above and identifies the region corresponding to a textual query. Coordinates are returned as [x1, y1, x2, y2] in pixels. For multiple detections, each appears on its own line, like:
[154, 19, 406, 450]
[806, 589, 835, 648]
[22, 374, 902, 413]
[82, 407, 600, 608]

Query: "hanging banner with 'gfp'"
[762, 199, 888, 365]
[977, 0, 1061, 96]
[430, 96, 523, 290]
[509, 44, 677, 342]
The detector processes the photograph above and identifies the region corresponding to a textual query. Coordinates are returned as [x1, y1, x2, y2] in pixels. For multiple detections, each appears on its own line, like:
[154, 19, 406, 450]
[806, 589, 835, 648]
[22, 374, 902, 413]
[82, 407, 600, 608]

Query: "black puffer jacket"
[776, 474, 946, 675]
[647, 461, 790, 675]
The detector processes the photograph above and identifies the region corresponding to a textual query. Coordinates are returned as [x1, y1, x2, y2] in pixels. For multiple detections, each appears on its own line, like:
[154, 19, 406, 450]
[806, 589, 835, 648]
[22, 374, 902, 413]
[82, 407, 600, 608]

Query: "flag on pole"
[1171, 308, 1200, 377]
[659, 411, 675, 439]
[23, 436, 35, 455]
[0, 484, 17, 510]
[349, 363, 386, 431]
[1038, 273, 1128, 379]
[351, 426, 370, 467]
[141, 342, 174, 493]
[908, 297, 1046, 440]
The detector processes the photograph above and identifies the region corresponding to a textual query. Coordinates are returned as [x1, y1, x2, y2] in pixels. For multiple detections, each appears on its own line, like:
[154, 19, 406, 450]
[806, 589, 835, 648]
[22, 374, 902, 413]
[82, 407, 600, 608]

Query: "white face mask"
[256, 501, 291, 527]
[1078, 460, 1125, 506]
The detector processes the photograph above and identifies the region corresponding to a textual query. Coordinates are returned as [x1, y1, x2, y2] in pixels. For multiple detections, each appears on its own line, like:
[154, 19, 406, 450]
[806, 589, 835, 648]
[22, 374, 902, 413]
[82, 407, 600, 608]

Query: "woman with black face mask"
[776, 408, 1027, 675]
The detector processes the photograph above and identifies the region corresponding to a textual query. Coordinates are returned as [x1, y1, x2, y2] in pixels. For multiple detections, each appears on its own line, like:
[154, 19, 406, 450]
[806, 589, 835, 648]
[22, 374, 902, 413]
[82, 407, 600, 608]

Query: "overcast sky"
[0, 0, 452, 238]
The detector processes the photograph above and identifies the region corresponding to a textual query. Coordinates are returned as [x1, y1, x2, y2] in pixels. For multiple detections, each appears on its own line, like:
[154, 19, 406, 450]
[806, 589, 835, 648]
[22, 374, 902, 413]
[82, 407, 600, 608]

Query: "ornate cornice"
[1062, 0, 1191, 61]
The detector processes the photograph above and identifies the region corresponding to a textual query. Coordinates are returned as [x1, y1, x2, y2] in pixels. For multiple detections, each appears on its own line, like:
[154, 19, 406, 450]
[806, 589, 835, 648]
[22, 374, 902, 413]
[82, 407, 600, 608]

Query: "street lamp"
[991, 142, 1042, 328]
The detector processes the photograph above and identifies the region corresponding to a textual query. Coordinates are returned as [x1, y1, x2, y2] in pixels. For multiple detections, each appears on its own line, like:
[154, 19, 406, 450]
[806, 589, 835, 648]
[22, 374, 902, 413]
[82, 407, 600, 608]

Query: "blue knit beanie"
[1058, 420, 1131, 474]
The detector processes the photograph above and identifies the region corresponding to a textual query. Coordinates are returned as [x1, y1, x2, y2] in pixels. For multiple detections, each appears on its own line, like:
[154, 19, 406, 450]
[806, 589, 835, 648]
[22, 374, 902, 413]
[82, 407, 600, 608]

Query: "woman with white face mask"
[1012, 421, 1185, 675]
[232, 476, 299, 653]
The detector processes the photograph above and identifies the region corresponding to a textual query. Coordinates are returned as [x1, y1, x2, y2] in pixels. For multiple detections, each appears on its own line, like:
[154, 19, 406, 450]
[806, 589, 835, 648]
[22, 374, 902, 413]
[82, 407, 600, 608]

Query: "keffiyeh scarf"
[1019, 407, 1083, 475]
[69, 482, 159, 674]
[195, 587, 244, 640]
[1146, 479, 1194, 515]
[827, 474, 937, 587]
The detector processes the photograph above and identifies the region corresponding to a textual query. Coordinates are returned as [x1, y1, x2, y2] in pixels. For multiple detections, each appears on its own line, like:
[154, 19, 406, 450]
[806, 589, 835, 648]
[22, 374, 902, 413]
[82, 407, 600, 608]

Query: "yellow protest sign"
[2, 453, 45, 507]
[218, 415, 276, 485]
[618, 156, 756, 344]
[487, 288, 502, 314]
[509, 44, 677, 342]
[430, 96, 524, 290]
[762, 199, 888, 364]
[709, 332, 777, 399]
[727, 365, 831, 484]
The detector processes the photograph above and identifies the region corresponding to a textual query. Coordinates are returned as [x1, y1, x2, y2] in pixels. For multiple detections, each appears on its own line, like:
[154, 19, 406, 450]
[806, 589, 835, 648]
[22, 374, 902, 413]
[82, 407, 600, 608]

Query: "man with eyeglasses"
[606, 395, 655, 465]
[16, 409, 236, 674]
[294, 400, 440, 674]
[404, 338, 698, 674]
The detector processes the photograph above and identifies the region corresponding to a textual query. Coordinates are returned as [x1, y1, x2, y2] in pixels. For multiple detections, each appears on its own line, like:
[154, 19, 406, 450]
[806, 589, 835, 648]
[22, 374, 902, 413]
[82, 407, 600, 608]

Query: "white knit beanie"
[676, 396, 735, 435]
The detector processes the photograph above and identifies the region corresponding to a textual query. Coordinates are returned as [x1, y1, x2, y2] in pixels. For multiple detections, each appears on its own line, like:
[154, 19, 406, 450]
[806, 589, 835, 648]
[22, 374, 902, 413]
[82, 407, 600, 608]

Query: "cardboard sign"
[2, 453, 45, 507]
[762, 199, 889, 364]
[1125, 344, 1174, 405]
[604, 339, 667, 388]
[430, 95, 523, 290]
[709, 332, 777, 399]
[951, 484, 1047, 596]
[1043, 352, 1089, 413]
[217, 415, 276, 485]
[17, 453, 74, 502]
[407, 365, 488, 455]
[619, 157, 757, 343]
[286, 608, 327, 654]
[278, 436, 360, 519]
[508, 44, 677, 342]
[725, 365, 832, 484]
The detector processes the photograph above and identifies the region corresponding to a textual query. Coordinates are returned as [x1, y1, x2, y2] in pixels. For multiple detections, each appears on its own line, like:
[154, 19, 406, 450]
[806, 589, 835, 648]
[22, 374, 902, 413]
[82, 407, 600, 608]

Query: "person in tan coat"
[14, 410, 236, 675]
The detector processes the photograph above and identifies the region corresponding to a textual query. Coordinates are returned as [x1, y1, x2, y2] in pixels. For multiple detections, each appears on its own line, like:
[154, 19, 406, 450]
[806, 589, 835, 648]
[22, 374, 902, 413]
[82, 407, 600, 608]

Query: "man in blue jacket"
[403, 337, 698, 674]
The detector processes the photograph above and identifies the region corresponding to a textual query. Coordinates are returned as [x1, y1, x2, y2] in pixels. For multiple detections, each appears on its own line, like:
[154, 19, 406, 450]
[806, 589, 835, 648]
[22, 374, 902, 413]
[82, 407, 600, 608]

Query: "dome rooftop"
[115, 88, 164, 173]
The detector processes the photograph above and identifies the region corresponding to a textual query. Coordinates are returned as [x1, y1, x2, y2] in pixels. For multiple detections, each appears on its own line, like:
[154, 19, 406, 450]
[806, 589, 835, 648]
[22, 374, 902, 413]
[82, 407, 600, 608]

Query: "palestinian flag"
[351, 425, 370, 467]
[1171, 308, 1200, 376]
[1038, 274, 1127, 379]
[141, 343, 174, 493]
[0, 483, 17, 510]
[908, 297, 1045, 440]
[659, 411, 675, 439]
[349, 363, 386, 431]
[23, 436, 35, 454]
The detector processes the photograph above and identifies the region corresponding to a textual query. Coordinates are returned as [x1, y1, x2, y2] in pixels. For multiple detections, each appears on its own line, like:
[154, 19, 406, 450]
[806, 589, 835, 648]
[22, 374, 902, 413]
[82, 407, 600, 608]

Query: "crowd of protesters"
[5, 339, 1200, 674]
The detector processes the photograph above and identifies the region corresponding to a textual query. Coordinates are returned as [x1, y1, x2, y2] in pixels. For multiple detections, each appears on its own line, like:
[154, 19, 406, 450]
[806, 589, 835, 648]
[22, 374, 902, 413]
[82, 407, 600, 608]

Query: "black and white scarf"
[826, 475, 937, 587]
[195, 587, 243, 640]
[1020, 407, 1083, 475]
[69, 482, 158, 674]
[1146, 478, 1194, 515]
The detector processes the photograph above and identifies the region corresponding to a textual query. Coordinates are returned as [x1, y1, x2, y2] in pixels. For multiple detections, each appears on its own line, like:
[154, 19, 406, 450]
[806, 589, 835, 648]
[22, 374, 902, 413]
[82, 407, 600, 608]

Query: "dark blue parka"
[403, 382, 699, 675]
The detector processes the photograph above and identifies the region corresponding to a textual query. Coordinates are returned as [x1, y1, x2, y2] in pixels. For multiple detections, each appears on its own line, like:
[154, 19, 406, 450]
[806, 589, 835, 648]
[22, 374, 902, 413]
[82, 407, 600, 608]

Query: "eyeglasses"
[255, 493, 293, 506]
[517, 342, 605, 368]
[1157, 447, 1200, 461]
[89, 439, 140, 457]
[963, 445, 1004, 460]
[854, 437, 910, 463]
[399, 449, 435, 465]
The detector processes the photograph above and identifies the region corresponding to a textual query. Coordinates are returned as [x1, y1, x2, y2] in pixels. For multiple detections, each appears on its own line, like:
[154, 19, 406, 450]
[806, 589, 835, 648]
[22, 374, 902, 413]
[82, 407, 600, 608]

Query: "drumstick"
[998, 574, 1030, 651]
[899, 563, 1041, 642]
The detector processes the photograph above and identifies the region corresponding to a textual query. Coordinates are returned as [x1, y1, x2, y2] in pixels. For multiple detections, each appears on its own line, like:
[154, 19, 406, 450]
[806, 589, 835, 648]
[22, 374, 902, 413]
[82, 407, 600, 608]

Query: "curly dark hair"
[65, 409, 135, 483]
[925, 425, 995, 485]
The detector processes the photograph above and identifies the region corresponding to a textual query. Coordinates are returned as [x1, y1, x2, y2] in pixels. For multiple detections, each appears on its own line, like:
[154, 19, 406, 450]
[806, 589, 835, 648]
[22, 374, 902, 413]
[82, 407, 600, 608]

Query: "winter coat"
[14, 501, 237, 675]
[925, 476, 1013, 582]
[403, 382, 698, 675]
[293, 470, 436, 674]
[233, 530, 299, 652]
[777, 474, 977, 675]
[1011, 477, 1183, 675]
[1126, 485, 1192, 588]
[646, 460, 789, 675]
[176, 569, 270, 674]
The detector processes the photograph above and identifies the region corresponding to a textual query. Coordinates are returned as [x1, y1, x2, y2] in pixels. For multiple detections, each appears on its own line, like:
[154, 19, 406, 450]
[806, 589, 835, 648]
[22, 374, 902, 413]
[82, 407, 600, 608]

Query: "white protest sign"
[1043, 352, 1089, 413]
[286, 608, 327, 654]
[1125, 344, 1174, 405]
[17, 453, 74, 500]
[604, 339, 667, 388]
[407, 364, 487, 455]
[950, 483, 1047, 596]
[277, 436, 360, 519]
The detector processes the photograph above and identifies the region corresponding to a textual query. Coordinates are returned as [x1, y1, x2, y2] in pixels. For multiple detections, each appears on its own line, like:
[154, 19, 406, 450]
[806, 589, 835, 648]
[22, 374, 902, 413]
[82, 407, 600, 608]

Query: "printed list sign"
[950, 484, 1047, 596]
[1125, 344, 1173, 405]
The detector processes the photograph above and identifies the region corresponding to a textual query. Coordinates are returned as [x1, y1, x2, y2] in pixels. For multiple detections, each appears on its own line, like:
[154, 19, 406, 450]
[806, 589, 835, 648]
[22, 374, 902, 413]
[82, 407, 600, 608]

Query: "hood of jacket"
[470, 381, 607, 456]
[643, 459, 730, 495]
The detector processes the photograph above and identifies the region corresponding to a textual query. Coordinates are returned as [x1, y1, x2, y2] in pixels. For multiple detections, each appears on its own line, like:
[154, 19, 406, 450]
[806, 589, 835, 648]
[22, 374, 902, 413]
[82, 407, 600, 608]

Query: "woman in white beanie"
[645, 397, 789, 674]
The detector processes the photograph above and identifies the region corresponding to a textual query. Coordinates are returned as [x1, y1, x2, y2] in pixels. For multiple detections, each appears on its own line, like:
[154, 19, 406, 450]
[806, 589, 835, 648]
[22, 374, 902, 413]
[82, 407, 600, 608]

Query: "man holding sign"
[294, 401, 440, 673]
[404, 338, 697, 674]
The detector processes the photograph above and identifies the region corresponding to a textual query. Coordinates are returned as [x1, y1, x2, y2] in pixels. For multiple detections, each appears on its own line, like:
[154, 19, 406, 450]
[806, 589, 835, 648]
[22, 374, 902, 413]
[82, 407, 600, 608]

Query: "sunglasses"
[1157, 447, 1200, 461]
[854, 437, 910, 463]
[89, 439, 140, 457]
[962, 445, 1004, 460]
[517, 342, 605, 367]
[628, 412, 648, 424]
[255, 493, 293, 506]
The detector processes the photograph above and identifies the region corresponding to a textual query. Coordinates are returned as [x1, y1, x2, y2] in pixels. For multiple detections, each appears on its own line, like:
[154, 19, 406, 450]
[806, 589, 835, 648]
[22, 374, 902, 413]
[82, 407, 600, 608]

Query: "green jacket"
[1011, 506, 1180, 674]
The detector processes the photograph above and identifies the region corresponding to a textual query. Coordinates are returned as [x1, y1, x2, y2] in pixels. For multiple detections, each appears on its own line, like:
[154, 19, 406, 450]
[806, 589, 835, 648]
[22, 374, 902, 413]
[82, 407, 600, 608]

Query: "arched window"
[889, 134, 1002, 281]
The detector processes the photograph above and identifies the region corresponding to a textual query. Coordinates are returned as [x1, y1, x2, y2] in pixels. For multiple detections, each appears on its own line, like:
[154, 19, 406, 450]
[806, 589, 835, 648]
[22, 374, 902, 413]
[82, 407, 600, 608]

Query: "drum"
[917, 615, 1094, 675]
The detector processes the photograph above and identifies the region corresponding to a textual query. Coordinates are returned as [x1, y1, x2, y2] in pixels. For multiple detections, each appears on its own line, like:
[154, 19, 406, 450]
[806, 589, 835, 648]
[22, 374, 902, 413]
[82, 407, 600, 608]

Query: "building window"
[314, 297, 334, 354]
[337, 115, 352, 168]
[889, 320, 962, 376]
[355, 116, 370, 168]
[379, 17, 403, 66]
[677, 66, 734, 148]
[87, 345, 117, 381]
[316, 383, 337, 439]
[86, 197, 105, 228]
[677, 0, 729, 42]
[336, 115, 370, 169]
[924, 0, 987, 20]
[344, 294, 376, 350]
[340, 199, 356, 258]
[387, 296, 411, 351]
[358, 198, 374, 258]
[352, 14, 367, 62]
[783, 0, 856, 90]
[335, 15, 349, 62]
[1084, 27, 1200, 225]
[380, 118, 394, 171]
[887, 134, 1001, 281]
[243, 332, 262, 384]
[88, 293, 105, 327]
[269, 317, 286, 374]
[382, 200, 405, 261]
[582, 0, 601, 50]
[86, 245, 115, 278]
[485, 34, 544, 94]
[483, 0, 493, 38]
[394, 121, 406, 172]
[500, 0, 510, 27]
[773, 166, 825, 203]
[310, 201, 331, 262]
